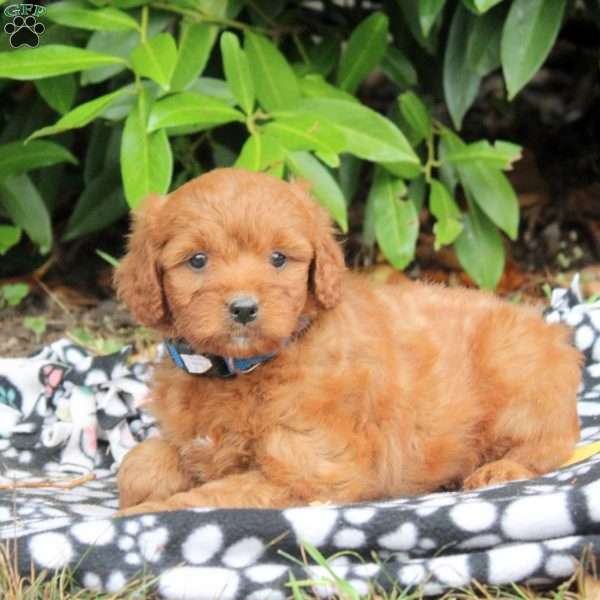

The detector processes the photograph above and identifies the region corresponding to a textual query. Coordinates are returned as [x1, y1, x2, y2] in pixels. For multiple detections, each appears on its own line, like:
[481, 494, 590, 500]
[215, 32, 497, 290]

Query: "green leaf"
[438, 135, 459, 194]
[27, 88, 130, 140]
[2, 283, 29, 306]
[0, 45, 126, 80]
[121, 90, 173, 208]
[81, 13, 171, 85]
[220, 32, 255, 114]
[46, 1, 139, 31]
[419, 0, 447, 36]
[234, 132, 285, 177]
[408, 175, 426, 212]
[302, 38, 340, 77]
[244, 31, 300, 111]
[429, 179, 463, 250]
[266, 112, 345, 158]
[132, 33, 178, 91]
[35, 74, 77, 114]
[455, 201, 504, 289]
[188, 77, 236, 105]
[171, 22, 218, 91]
[0, 140, 76, 177]
[444, 140, 522, 170]
[398, 91, 431, 144]
[371, 168, 418, 270]
[466, 3, 505, 75]
[381, 46, 418, 89]
[463, 0, 504, 14]
[443, 4, 481, 129]
[0, 225, 21, 255]
[63, 170, 128, 241]
[147, 91, 244, 132]
[290, 98, 419, 167]
[285, 151, 348, 233]
[23, 316, 48, 340]
[336, 12, 389, 94]
[442, 130, 519, 240]
[0, 174, 52, 253]
[397, 0, 440, 54]
[501, 0, 567, 100]
[299, 74, 357, 103]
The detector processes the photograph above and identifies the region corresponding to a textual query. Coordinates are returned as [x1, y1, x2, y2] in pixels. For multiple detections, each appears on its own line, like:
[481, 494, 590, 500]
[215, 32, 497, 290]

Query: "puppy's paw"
[463, 459, 535, 490]
[115, 500, 173, 517]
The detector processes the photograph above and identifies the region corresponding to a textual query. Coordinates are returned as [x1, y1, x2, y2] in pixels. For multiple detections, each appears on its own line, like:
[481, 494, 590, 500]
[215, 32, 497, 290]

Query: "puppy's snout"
[229, 296, 259, 324]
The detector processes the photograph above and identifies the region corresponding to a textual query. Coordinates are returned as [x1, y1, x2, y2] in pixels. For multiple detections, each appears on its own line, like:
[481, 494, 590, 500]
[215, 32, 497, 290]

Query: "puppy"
[115, 168, 581, 514]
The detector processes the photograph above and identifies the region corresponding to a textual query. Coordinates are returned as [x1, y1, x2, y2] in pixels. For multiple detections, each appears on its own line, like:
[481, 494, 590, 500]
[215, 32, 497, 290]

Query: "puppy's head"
[115, 168, 345, 357]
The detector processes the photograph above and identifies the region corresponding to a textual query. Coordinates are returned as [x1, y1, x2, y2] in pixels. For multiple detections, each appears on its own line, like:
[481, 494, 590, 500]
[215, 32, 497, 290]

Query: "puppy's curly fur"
[115, 168, 581, 514]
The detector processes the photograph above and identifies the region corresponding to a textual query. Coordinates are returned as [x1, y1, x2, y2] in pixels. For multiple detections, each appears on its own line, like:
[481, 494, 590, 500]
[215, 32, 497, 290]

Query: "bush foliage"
[0, 0, 594, 289]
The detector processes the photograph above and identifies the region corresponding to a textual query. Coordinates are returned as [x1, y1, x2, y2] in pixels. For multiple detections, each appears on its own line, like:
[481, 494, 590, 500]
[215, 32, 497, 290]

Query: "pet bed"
[1, 277, 600, 599]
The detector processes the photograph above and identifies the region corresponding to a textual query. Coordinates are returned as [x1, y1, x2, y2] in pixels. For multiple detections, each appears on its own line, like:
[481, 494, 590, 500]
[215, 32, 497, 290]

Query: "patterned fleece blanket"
[1, 277, 600, 599]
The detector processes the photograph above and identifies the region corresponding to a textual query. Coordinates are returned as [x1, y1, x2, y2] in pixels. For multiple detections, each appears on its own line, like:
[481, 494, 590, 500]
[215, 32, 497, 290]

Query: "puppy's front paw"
[116, 501, 173, 517]
[463, 459, 535, 490]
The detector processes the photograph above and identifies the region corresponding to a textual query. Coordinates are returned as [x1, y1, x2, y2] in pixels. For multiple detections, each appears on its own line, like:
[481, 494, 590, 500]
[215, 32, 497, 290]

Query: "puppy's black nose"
[229, 297, 259, 324]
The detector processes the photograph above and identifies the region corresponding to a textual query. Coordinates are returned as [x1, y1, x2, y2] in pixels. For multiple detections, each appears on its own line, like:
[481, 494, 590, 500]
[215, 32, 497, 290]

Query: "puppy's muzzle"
[229, 296, 259, 325]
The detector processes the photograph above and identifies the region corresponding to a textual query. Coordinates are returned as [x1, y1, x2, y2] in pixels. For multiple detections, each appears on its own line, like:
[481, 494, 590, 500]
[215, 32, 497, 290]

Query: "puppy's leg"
[118, 438, 192, 509]
[464, 313, 581, 490]
[118, 471, 297, 515]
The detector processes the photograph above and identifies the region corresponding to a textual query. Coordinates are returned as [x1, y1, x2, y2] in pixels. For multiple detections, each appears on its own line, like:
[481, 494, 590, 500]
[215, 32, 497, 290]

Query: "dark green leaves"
[120, 90, 172, 207]
[370, 168, 418, 269]
[46, 1, 139, 32]
[429, 179, 462, 249]
[291, 98, 420, 167]
[171, 23, 218, 91]
[244, 32, 300, 111]
[442, 130, 519, 240]
[286, 152, 348, 232]
[0, 226, 21, 255]
[266, 112, 345, 163]
[28, 88, 130, 140]
[455, 202, 504, 290]
[0, 141, 76, 177]
[0, 45, 126, 80]
[35, 75, 77, 114]
[235, 132, 285, 177]
[131, 33, 178, 91]
[0, 175, 52, 253]
[443, 4, 480, 129]
[419, 0, 446, 36]
[337, 12, 389, 94]
[398, 91, 431, 144]
[444, 140, 522, 170]
[147, 92, 244, 132]
[501, 0, 567, 99]
[220, 32, 255, 114]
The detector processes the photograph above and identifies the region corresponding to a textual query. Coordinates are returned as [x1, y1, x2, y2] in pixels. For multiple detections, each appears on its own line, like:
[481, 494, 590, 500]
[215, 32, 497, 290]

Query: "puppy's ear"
[114, 194, 169, 328]
[291, 182, 345, 309]
[313, 221, 346, 309]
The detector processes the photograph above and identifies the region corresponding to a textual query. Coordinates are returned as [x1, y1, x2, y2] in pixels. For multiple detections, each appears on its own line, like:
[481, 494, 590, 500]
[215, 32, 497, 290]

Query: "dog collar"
[164, 315, 313, 378]
[164, 338, 275, 377]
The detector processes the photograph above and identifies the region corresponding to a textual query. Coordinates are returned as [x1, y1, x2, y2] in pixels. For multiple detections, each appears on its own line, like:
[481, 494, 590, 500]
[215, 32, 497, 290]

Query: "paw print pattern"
[4, 15, 45, 48]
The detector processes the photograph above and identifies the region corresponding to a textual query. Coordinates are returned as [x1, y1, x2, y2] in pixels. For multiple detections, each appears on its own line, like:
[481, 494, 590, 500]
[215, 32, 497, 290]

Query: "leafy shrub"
[0, 0, 592, 289]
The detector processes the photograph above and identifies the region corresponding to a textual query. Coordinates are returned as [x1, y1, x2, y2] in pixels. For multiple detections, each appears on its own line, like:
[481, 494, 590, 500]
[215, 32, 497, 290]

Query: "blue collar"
[164, 316, 313, 378]
[164, 338, 276, 377]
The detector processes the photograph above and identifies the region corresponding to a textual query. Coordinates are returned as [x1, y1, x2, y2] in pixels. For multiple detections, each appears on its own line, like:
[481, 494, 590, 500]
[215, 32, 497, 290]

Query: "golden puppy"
[115, 168, 581, 514]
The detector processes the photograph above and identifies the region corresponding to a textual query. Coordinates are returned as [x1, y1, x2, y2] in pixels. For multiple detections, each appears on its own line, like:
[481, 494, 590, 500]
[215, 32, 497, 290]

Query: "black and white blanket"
[1, 277, 600, 599]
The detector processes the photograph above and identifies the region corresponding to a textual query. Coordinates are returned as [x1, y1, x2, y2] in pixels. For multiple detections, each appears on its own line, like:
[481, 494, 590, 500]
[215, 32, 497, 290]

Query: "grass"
[1, 539, 597, 600]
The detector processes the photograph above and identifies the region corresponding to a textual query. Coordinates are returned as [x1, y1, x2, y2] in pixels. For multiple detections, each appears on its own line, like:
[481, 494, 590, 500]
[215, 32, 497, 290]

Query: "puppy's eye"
[188, 252, 208, 271]
[270, 251, 287, 269]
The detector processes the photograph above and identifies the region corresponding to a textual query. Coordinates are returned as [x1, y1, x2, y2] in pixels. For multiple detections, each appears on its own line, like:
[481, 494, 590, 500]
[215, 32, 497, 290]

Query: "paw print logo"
[4, 15, 44, 48]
